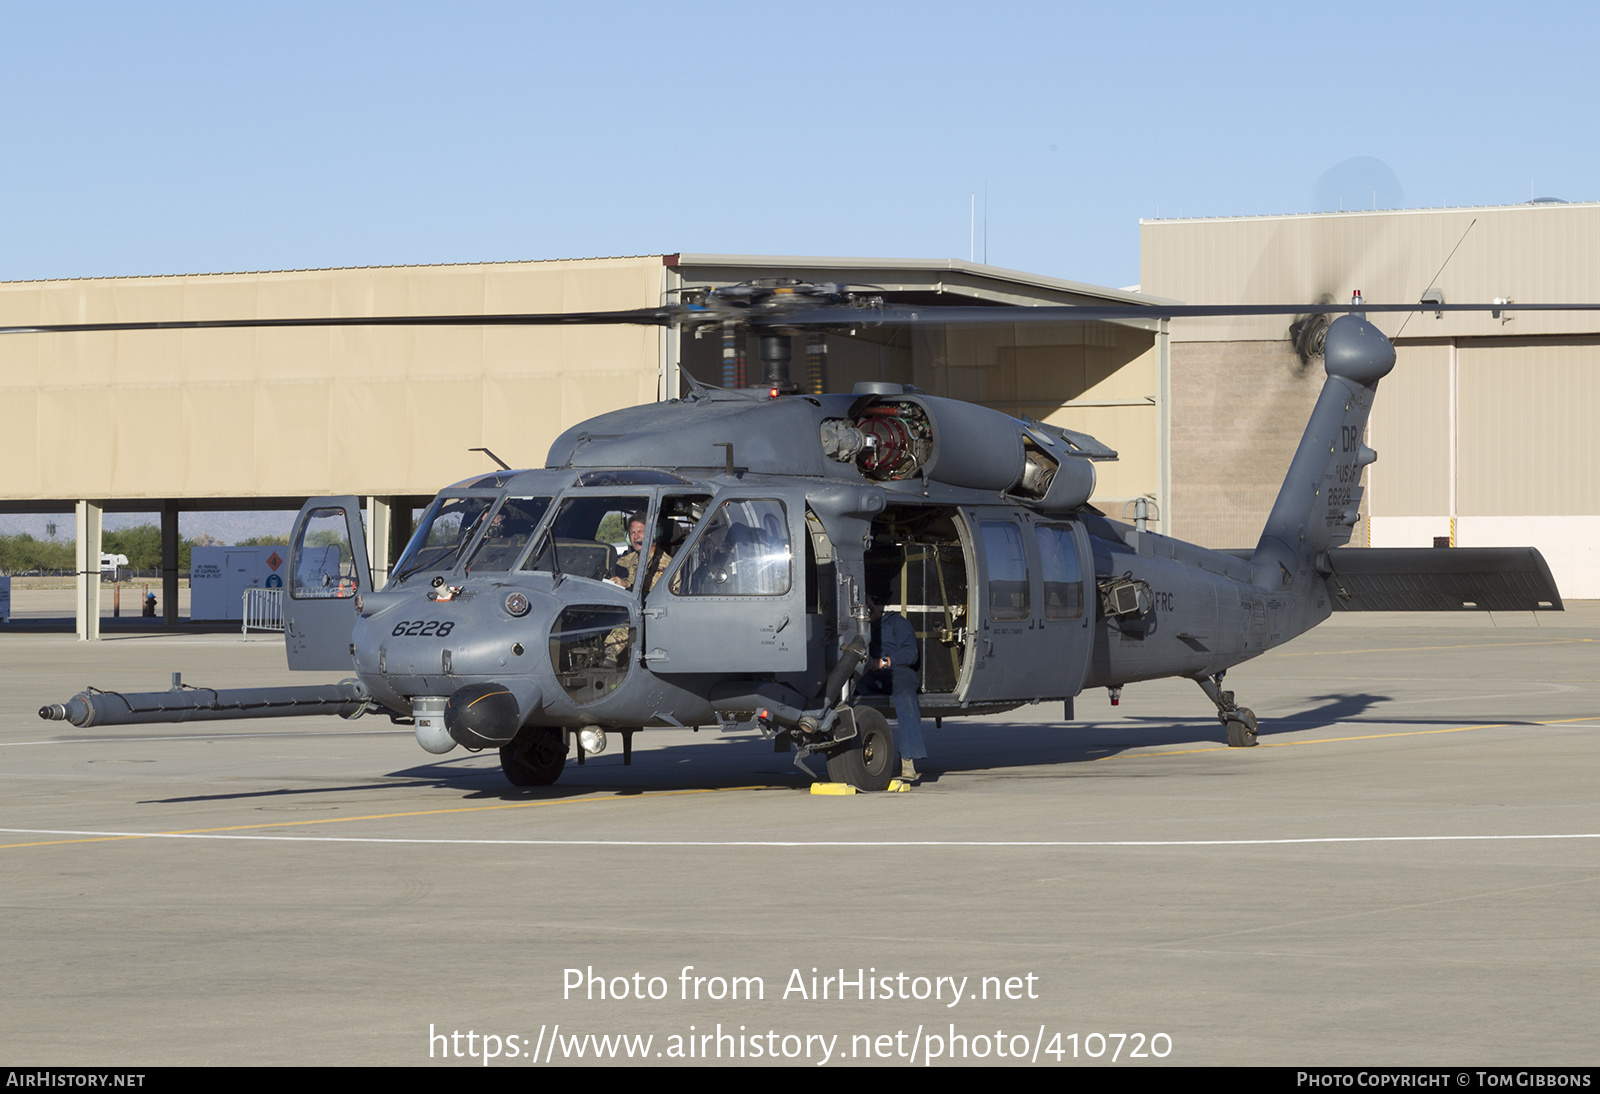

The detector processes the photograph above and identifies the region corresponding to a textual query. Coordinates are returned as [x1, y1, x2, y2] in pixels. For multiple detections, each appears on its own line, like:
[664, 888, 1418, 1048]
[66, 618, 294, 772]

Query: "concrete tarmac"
[2, 608, 1597, 1067]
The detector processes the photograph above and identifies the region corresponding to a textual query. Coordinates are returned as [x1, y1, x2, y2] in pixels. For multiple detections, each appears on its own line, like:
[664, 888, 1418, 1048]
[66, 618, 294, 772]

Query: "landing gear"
[1225, 709, 1258, 748]
[1195, 673, 1259, 748]
[825, 706, 897, 791]
[500, 726, 568, 786]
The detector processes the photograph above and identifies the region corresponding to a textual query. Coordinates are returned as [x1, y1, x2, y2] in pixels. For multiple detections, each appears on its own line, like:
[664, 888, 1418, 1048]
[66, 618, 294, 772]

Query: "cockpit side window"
[619, 494, 709, 596]
[671, 498, 792, 597]
[291, 507, 361, 599]
[391, 496, 495, 583]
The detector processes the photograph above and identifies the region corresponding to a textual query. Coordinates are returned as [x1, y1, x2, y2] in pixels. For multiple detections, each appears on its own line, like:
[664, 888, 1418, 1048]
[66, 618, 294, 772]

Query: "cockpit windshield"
[523, 495, 648, 584]
[463, 496, 553, 573]
[391, 496, 496, 582]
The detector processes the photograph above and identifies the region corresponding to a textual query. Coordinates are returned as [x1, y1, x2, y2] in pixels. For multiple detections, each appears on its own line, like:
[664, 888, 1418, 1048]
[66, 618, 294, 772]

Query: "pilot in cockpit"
[609, 512, 672, 593]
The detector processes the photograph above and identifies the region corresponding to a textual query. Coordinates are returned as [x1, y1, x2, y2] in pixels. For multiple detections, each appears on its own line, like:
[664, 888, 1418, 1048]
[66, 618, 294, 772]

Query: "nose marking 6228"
[391, 620, 456, 637]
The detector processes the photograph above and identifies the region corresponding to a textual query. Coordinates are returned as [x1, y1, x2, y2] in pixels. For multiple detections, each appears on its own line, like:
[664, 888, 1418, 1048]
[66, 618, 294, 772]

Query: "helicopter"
[28, 283, 1570, 791]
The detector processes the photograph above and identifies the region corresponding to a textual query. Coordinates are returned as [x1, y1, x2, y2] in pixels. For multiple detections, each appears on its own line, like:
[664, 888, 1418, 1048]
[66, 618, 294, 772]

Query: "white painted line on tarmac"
[4, 827, 1599, 848]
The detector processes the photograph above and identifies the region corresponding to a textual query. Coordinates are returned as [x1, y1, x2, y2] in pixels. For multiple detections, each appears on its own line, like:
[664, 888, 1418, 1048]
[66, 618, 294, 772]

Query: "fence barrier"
[242, 587, 284, 639]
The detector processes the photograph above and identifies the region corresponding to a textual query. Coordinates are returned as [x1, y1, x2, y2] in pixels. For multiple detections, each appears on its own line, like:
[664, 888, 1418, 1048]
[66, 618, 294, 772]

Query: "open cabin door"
[284, 496, 371, 670]
[642, 494, 807, 673]
[959, 508, 1092, 704]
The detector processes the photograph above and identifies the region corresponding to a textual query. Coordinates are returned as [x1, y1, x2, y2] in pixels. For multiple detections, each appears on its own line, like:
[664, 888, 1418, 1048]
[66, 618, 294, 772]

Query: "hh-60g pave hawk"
[27, 284, 1573, 791]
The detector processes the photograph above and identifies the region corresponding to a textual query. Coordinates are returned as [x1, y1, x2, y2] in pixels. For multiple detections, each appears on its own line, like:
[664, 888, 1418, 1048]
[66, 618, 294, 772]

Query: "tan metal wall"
[0, 257, 666, 501]
[1369, 338, 1600, 520]
[1143, 203, 1600, 342]
[1167, 338, 1324, 549]
[911, 322, 1159, 511]
[1367, 341, 1450, 519]
[1144, 204, 1600, 595]
[2, 253, 1166, 533]
[1458, 338, 1600, 516]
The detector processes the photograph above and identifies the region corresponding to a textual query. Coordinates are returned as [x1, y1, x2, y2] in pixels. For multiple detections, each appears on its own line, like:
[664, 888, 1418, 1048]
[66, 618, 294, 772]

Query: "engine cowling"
[821, 394, 1097, 512]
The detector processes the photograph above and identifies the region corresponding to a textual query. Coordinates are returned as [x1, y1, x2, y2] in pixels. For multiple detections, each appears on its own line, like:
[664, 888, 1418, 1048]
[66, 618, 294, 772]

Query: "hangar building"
[1142, 201, 1600, 599]
[0, 254, 1169, 636]
[13, 207, 1592, 640]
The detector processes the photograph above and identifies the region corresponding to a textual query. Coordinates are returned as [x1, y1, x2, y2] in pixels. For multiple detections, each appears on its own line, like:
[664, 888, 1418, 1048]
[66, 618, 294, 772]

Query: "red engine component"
[857, 408, 919, 477]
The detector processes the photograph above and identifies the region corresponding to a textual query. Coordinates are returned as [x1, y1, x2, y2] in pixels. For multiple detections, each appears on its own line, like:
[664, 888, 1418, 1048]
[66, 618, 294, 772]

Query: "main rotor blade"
[761, 301, 1600, 327]
[4, 300, 1599, 336]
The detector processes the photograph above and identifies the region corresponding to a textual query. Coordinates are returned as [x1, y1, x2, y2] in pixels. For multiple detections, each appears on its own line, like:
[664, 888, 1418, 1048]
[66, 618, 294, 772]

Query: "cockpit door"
[284, 496, 372, 670]
[642, 494, 806, 673]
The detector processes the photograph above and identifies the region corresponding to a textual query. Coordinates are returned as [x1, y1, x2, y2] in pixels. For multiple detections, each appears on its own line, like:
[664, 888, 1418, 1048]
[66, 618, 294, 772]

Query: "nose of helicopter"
[351, 586, 561, 755]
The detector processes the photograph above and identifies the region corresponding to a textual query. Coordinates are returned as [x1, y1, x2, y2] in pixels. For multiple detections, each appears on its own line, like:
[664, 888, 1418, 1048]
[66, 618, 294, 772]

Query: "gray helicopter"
[32, 286, 1566, 790]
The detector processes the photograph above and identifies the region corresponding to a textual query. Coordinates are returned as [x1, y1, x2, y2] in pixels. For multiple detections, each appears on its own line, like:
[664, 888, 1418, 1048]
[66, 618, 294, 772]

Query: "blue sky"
[2, 2, 1595, 291]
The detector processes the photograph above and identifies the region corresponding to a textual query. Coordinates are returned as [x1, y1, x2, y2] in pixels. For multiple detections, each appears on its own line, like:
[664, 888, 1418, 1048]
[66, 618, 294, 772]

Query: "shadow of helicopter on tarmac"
[148, 688, 1536, 806]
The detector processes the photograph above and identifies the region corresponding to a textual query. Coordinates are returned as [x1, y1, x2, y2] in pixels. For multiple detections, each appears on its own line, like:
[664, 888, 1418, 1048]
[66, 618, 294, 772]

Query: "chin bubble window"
[549, 605, 635, 703]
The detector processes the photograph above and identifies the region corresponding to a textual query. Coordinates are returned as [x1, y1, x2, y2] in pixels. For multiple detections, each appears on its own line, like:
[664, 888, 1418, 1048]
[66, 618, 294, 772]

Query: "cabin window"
[1036, 524, 1085, 620]
[980, 520, 1029, 620]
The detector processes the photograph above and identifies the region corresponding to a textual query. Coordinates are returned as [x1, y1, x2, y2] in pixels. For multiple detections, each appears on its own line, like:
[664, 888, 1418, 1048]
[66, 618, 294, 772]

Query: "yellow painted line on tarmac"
[0, 784, 765, 850]
[1273, 637, 1595, 658]
[1121, 714, 1599, 760]
[0, 834, 152, 850]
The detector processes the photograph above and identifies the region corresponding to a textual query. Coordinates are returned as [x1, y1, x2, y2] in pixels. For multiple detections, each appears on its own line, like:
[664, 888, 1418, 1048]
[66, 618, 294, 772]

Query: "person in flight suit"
[611, 514, 671, 593]
[859, 600, 928, 781]
[605, 513, 672, 663]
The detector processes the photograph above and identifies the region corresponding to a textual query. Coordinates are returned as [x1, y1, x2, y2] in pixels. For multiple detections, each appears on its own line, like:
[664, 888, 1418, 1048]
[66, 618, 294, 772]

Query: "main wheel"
[500, 727, 568, 786]
[1225, 708, 1259, 748]
[824, 707, 897, 791]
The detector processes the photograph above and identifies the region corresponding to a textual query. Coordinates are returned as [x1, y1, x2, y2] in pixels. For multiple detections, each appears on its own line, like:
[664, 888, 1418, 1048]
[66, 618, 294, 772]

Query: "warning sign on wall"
[190, 547, 287, 621]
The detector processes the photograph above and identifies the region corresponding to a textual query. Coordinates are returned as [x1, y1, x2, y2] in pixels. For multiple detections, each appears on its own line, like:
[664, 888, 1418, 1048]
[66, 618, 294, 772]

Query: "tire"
[1225, 708, 1259, 748]
[824, 706, 897, 791]
[500, 727, 568, 786]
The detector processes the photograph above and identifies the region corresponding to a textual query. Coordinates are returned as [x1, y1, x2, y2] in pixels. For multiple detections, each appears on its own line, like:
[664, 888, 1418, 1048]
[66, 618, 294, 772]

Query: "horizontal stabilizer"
[1323, 548, 1562, 612]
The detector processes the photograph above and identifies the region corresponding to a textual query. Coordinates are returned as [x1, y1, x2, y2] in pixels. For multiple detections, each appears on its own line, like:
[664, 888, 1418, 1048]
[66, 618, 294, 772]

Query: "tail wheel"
[824, 706, 897, 791]
[1225, 708, 1259, 748]
[500, 727, 568, 786]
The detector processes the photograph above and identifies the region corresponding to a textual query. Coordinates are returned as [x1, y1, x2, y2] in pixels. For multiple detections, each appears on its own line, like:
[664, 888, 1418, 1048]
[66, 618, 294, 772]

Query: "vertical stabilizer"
[1251, 315, 1394, 637]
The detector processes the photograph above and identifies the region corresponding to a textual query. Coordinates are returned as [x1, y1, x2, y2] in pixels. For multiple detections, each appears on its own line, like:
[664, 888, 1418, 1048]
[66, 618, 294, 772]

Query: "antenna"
[1395, 218, 1477, 340]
